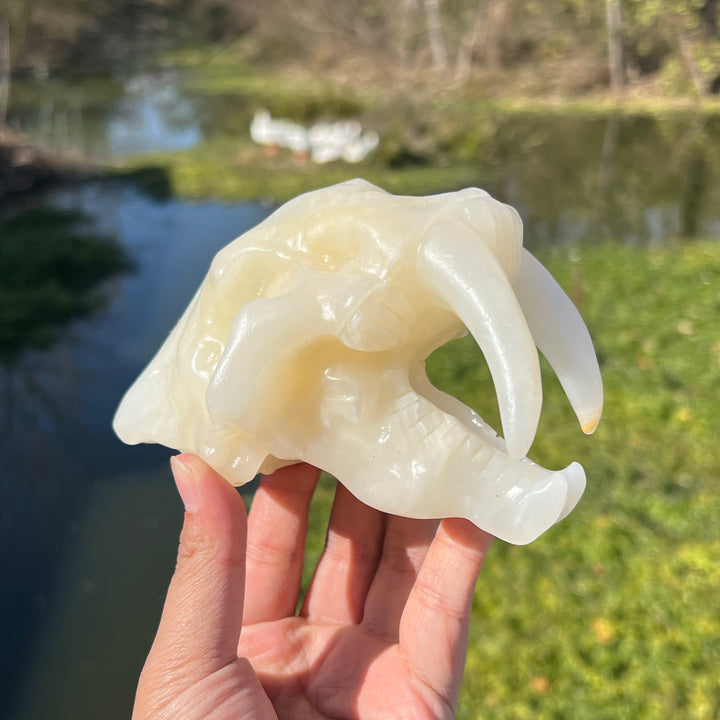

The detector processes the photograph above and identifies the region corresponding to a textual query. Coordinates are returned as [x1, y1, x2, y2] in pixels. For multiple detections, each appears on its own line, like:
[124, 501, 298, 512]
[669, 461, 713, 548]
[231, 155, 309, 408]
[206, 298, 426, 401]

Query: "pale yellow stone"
[114, 180, 603, 544]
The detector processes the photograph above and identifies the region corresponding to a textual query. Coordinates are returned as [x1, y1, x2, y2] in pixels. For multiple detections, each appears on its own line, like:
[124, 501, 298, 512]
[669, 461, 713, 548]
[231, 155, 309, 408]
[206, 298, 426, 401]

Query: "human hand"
[132, 454, 493, 720]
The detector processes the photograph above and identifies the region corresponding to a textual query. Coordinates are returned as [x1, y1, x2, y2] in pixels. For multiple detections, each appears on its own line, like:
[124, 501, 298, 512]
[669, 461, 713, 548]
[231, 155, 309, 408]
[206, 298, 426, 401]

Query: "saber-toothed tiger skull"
[113, 179, 602, 544]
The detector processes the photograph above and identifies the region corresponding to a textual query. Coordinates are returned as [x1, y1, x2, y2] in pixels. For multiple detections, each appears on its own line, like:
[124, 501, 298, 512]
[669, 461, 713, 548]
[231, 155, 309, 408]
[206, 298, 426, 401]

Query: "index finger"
[243, 463, 320, 625]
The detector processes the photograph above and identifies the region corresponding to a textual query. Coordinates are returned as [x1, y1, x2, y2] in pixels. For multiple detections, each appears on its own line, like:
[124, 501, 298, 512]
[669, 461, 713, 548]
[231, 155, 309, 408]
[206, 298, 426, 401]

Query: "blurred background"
[1, 2, 719, 718]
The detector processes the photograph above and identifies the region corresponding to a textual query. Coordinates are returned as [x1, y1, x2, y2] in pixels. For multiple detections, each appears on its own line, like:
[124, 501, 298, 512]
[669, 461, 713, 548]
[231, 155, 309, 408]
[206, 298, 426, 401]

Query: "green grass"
[297, 241, 720, 719]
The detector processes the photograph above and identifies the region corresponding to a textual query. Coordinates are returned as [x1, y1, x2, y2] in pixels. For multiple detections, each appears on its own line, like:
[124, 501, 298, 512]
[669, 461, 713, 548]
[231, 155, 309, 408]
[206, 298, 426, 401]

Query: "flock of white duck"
[250, 109, 380, 164]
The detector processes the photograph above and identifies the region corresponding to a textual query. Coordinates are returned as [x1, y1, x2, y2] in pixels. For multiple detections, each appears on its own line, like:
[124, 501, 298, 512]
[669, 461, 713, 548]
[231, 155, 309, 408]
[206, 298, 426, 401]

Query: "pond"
[2, 73, 720, 720]
[1, 181, 273, 720]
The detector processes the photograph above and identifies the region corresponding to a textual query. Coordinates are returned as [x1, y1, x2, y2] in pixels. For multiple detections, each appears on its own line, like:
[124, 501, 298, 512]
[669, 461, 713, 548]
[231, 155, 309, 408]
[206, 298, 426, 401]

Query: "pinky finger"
[399, 518, 493, 699]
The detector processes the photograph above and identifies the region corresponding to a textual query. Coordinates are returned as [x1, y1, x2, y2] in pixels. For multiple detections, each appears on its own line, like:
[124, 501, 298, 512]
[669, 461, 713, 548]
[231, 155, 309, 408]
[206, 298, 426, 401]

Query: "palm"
[237, 464, 491, 720]
[241, 620, 451, 719]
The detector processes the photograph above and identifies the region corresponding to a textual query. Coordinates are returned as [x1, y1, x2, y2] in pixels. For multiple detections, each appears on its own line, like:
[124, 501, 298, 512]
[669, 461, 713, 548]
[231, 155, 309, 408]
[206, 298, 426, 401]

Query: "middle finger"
[300, 483, 385, 625]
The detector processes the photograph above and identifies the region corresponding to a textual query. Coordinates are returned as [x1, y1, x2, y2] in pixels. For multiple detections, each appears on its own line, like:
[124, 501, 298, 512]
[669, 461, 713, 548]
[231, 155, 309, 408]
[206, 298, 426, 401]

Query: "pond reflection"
[482, 113, 720, 247]
[7, 70, 203, 159]
[107, 73, 202, 156]
[0, 208, 134, 362]
[7, 72, 720, 250]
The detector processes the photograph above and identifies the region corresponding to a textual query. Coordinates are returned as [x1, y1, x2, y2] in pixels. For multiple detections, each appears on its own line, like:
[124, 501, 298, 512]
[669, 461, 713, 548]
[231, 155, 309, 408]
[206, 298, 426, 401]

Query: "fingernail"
[171, 455, 198, 512]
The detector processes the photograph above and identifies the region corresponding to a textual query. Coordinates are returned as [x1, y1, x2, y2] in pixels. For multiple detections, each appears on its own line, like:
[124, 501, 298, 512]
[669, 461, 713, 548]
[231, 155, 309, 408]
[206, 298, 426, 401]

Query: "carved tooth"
[513, 249, 603, 434]
[408, 362, 506, 453]
[418, 220, 542, 459]
[458, 189, 524, 281]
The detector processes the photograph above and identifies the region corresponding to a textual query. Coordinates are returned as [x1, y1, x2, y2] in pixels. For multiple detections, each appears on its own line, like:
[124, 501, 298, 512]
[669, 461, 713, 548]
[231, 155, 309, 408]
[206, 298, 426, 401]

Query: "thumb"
[144, 454, 249, 683]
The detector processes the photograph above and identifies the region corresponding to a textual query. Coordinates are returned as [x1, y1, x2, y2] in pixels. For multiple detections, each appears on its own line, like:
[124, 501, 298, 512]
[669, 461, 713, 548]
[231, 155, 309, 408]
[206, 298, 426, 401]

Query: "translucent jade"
[113, 179, 602, 544]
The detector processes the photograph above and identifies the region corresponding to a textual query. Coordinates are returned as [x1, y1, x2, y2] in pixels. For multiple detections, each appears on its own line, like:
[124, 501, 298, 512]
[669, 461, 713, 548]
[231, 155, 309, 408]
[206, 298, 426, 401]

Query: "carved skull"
[114, 179, 602, 544]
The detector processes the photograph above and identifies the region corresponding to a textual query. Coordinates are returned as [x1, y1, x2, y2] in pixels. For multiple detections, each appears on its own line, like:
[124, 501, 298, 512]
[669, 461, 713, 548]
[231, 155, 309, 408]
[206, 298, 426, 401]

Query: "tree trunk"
[606, 0, 623, 93]
[422, 0, 448, 71]
[394, 0, 420, 71]
[678, 32, 706, 97]
[455, 2, 486, 84]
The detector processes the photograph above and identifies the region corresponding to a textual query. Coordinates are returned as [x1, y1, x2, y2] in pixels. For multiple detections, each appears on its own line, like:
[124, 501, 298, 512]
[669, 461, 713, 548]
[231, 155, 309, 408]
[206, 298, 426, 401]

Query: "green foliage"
[5, 0, 720, 98]
[299, 241, 720, 718]
[0, 208, 133, 362]
[624, 0, 720, 92]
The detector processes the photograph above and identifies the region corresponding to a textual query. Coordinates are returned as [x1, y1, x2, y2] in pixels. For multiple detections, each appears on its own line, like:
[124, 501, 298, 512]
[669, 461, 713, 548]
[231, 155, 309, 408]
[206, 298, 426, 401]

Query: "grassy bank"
[295, 240, 720, 719]
[129, 135, 492, 204]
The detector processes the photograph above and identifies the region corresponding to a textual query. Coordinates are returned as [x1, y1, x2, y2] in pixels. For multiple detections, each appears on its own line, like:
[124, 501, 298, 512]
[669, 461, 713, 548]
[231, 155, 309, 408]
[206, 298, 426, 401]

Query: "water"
[3, 72, 720, 719]
[1, 182, 273, 719]
[106, 73, 203, 156]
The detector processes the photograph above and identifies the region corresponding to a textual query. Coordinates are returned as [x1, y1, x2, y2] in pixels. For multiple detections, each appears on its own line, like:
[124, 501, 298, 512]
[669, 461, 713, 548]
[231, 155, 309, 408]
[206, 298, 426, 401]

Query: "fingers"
[361, 516, 439, 641]
[400, 518, 493, 699]
[242, 463, 320, 625]
[301, 483, 385, 624]
[140, 454, 249, 690]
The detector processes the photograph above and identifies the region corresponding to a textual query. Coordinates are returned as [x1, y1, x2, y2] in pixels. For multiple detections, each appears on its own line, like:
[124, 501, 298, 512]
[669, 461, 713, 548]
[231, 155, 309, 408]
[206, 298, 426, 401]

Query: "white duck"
[308, 120, 377, 164]
[250, 109, 309, 157]
[342, 130, 380, 163]
[250, 111, 378, 163]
